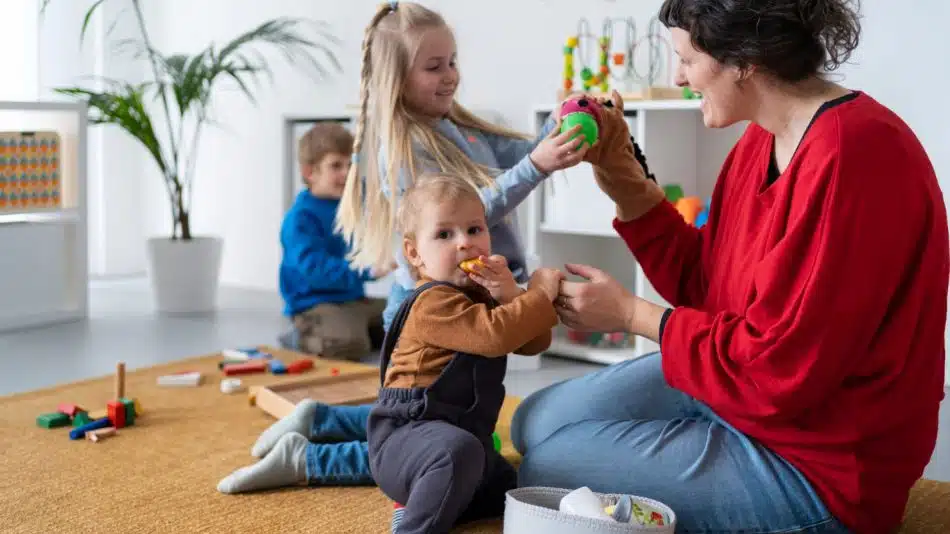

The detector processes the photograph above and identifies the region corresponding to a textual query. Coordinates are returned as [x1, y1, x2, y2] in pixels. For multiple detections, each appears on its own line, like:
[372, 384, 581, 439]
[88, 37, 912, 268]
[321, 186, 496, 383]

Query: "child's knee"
[436, 432, 485, 486]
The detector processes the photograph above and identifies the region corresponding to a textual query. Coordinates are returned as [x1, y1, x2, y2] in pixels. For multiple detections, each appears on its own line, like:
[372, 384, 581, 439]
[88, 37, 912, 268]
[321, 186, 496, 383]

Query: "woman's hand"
[555, 263, 666, 342]
[576, 90, 666, 221]
[468, 254, 522, 304]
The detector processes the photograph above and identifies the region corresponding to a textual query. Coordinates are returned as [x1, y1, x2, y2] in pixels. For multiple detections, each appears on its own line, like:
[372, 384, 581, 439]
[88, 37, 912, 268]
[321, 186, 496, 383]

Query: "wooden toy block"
[218, 359, 248, 370]
[115, 361, 126, 400]
[222, 360, 268, 376]
[69, 417, 112, 440]
[252, 369, 379, 419]
[107, 401, 126, 429]
[268, 359, 287, 374]
[86, 427, 116, 442]
[221, 349, 250, 361]
[119, 397, 136, 425]
[57, 403, 82, 417]
[133, 398, 144, 416]
[37, 412, 71, 428]
[72, 411, 92, 428]
[286, 359, 314, 374]
[157, 372, 202, 387]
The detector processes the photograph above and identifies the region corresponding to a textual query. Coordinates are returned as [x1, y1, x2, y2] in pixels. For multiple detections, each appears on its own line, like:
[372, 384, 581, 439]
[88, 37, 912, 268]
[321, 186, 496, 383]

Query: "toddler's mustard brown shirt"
[383, 278, 558, 389]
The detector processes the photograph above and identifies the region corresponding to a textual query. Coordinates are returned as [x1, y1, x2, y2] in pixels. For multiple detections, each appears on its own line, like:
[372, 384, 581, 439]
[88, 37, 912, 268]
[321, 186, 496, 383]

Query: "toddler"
[367, 173, 563, 533]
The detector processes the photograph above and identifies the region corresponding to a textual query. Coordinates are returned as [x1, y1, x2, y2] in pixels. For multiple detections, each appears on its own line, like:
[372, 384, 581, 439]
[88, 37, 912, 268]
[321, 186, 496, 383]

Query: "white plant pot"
[146, 236, 223, 314]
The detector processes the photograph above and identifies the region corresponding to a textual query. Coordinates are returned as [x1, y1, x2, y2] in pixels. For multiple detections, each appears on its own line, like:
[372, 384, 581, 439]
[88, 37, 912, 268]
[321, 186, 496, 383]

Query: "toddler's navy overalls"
[367, 281, 517, 534]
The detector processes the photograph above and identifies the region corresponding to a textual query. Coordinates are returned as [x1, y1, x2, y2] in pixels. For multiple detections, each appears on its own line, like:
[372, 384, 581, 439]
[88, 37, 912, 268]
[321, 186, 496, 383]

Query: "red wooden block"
[222, 360, 268, 376]
[57, 403, 82, 417]
[107, 401, 126, 429]
[286, 359, 314, 374]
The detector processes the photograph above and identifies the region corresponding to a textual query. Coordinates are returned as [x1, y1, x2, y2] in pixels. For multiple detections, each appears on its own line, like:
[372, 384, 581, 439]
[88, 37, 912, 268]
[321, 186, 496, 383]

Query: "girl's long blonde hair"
[336, 1, 531, 270]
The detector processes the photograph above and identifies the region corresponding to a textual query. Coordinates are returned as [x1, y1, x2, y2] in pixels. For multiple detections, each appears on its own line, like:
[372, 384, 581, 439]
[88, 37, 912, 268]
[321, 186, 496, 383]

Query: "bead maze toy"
[0, 131, 63, 212]
[560, 16, 697, 102]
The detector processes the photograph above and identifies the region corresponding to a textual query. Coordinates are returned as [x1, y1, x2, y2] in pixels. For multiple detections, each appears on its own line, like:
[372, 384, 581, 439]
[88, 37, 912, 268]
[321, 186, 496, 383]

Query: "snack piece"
[458, 258, 484, 274]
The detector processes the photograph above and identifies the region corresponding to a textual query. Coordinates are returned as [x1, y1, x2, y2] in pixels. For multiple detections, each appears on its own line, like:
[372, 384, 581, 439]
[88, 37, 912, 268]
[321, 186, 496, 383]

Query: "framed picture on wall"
[282, 114, 355, 213]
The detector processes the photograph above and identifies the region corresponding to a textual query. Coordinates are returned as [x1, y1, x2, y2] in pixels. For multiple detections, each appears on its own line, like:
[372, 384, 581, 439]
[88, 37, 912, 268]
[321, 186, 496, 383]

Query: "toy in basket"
[0, 131, 62, 212]
[505, 486, 676, 533]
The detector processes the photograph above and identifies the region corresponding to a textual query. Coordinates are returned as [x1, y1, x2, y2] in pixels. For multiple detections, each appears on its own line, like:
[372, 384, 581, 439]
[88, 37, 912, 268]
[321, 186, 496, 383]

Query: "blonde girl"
[336, 0, 587, 330]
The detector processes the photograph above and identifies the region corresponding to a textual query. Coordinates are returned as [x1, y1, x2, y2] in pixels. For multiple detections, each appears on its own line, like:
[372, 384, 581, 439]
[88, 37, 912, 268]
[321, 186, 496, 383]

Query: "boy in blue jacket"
[279, 122, 393, 361]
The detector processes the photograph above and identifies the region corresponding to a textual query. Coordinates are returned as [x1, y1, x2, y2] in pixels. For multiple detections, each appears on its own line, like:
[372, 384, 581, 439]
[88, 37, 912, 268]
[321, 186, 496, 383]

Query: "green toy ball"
[558, 97, 603, 149]
[492, 431, 502, 452]
[561, 112, 599, 149]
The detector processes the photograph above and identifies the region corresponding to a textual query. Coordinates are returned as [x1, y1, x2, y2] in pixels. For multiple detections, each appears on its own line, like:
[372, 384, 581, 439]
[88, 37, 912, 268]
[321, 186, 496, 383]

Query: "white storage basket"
[504, 487, 676, 534]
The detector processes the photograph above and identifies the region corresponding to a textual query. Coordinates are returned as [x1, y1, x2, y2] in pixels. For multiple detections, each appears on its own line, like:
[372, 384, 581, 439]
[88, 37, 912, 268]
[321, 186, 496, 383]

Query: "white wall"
[141, 0, 673, 291]
[1, 1, 39, 101]
[38, 0, 148, 278]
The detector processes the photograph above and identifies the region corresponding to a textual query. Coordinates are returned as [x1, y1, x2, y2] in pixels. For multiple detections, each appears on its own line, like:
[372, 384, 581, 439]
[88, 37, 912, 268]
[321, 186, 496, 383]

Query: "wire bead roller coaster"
[561, 16, 696, 101]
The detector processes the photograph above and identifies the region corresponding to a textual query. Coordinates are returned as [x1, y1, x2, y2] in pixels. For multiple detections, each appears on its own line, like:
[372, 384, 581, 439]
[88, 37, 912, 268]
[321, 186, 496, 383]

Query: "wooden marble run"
[35, 362, 142, 442]
[558, 16, 703, 103]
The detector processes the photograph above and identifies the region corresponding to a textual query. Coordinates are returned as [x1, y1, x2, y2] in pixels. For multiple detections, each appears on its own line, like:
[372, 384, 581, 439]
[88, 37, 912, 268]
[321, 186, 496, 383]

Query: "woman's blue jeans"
[511, 353, 852, 534]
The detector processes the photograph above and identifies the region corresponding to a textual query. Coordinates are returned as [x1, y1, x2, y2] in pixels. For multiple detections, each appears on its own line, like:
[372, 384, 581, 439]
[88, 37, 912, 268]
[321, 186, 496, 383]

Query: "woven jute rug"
[2, 346, 948, 533]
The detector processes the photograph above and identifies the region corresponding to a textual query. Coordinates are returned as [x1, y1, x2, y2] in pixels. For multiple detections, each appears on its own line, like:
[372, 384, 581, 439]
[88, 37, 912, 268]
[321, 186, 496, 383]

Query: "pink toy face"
[559, 97, 603, 126]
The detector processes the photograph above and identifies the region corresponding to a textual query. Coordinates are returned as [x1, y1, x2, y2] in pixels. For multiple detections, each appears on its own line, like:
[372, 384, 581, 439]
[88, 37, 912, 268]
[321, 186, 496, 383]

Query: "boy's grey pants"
[292, 298, 385, 361]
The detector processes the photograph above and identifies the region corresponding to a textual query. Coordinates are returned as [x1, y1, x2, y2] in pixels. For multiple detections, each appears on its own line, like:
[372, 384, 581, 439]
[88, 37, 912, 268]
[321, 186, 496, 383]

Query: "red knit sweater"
[617, 92, 948, 533]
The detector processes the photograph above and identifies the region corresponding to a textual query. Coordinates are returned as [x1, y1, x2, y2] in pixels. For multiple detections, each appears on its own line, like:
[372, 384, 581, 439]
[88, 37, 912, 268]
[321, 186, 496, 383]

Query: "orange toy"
[458, 258, 484, 274]
[674, 197, 703, 225]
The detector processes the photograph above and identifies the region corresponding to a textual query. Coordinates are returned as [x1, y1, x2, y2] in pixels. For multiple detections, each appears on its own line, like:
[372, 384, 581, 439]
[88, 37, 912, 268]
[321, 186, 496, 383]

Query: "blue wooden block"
[268, 359, 287, 374]
[69, 417, 112, 440]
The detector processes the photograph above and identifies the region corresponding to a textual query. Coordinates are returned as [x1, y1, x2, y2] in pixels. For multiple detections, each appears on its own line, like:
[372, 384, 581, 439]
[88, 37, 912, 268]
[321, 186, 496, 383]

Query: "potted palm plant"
[41, 0, 341, 313]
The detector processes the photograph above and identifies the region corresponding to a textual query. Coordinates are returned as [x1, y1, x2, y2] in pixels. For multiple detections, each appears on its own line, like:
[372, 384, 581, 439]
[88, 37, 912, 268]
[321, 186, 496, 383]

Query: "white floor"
[1, 278, 947, 482]
[0, 278, 600, 397]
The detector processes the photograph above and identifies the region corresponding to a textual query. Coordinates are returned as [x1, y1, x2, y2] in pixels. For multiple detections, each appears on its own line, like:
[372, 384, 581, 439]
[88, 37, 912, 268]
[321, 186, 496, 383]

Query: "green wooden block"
[120, 397, 136, 425]
[37, 412, 71, 429]
[72, 411, 92, 428]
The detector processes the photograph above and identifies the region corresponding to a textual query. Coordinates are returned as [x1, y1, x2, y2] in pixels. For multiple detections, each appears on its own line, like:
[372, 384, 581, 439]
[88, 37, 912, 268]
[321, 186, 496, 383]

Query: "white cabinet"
[0, 101, 88, 332]
[524, 99, 745, 364]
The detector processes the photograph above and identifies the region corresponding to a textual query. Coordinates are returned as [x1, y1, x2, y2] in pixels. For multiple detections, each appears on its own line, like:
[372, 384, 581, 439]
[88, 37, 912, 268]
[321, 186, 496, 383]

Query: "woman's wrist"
[626, 296, 668, 343]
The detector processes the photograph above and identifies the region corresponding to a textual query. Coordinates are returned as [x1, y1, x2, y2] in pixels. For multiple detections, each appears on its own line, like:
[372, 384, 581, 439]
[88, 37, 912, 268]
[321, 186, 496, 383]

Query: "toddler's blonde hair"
[397, 172, 485, 239]
[336, 1, 530, 270]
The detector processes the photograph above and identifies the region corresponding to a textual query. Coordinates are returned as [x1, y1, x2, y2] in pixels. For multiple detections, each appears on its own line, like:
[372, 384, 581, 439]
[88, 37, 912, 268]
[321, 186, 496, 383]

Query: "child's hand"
[467, 255, 522, 303]
[528, 267, 565, 302]
[529, 120, 591, 175]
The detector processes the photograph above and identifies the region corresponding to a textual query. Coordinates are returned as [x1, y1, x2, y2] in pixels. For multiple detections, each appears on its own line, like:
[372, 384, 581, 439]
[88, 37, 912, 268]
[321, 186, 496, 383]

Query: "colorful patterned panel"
[0, 131, 62, 212]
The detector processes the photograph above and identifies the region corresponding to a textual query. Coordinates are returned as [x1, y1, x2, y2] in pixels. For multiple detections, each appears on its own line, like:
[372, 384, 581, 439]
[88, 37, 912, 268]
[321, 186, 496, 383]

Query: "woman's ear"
[735, 64, 756, 84]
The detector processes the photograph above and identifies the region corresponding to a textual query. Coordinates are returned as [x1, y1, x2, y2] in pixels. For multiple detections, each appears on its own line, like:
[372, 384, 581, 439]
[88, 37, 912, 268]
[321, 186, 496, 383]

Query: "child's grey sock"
[218, 432, 309, 494]
[251, 399, 324, 458]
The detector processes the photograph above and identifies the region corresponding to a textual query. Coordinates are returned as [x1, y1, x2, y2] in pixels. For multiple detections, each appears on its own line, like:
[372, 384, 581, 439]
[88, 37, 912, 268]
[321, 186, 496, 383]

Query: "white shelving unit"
[525, 98, 746, 364]
[0, 101, 88, 332]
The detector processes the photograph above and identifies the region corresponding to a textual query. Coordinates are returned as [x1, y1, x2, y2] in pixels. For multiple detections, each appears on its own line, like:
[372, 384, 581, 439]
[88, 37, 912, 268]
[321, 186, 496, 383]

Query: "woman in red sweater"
[511, 1, 948, 533]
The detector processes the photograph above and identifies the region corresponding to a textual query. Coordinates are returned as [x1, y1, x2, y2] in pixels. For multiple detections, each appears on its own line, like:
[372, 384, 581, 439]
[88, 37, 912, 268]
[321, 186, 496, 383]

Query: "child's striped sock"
[391, 502, 405, 533]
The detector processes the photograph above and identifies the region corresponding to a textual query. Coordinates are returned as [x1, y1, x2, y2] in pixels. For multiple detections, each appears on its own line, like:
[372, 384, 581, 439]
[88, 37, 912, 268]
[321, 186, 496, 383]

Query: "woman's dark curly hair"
[658, 0, 862, 83]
